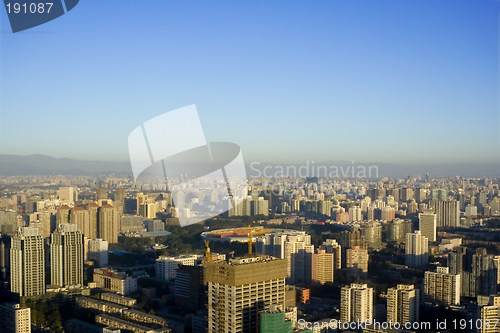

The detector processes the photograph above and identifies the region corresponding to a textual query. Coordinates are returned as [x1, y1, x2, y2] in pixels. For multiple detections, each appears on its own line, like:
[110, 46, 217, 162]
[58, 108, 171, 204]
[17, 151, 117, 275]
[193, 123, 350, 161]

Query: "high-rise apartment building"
[252, 197, 269, 216]
[340, 283, 373, 324]
[432, 189, 448, 201]
[114, 188, 126, 215]
[381, 206, 396, 222]
[429, 199, 460, 227]
[418, 209, 437, 242]
[415, 188, 426, 203]
[386, 284, 419, 325]
[87, 203, 99, 239]
[386, 218, 412, 242]
[256, 230, 313, 284]
[448, 246, 467, 275]
[462, 248, 498, 298]
[405, 230, 428, 268]
[311, 249, 334, 284]
[318, 239, 341, 271]
[466, 204, 478, 217]
[70, 207, 90, 237]
[10, 227, 45, 297]
[0, 303, 31, 333]
[424, 267, 461, 306]
[139, 202, 157, 219]
[155, 255, 199, 281]
[469, 295, 500, 333]
[359, 222, 383, 250]
[87, 238, 109, 267]
[56, 205, 71, 225]
[348, 206, 362, 222]
[98, 205, 119, 244]
[205, 255, 287, 333]
[50, 223, 84, 288]
[401, 188, 414, 202]
[346, 246, 368, 274]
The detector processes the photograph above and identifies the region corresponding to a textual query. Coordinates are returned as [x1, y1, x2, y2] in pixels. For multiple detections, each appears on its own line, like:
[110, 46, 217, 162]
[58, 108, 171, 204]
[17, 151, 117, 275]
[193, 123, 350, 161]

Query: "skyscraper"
[340, 283, 373, 324]
[50, 223, 84, 288]
[98, 205, 119, 244]
[205, 255, 287, 333]
[418, 209, 437, 242]
[387, 284, 419, 325]
[405, 231, 428, 268]
[10, 227, 45, 297]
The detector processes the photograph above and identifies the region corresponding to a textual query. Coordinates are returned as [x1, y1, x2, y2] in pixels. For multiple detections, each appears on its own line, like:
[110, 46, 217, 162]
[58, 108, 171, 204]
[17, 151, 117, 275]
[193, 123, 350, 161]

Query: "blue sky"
[0, 0, 499, 165]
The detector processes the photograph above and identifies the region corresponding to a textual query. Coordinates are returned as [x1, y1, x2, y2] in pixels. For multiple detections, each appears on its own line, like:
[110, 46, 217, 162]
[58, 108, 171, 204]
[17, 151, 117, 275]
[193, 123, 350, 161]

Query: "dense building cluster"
[0, 174, 499, 332]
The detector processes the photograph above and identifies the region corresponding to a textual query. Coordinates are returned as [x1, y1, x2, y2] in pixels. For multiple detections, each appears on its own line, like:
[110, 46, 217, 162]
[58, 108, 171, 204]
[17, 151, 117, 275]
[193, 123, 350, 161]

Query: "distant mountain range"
[0, 154, 132, 176]
[0, 154, 499, 178]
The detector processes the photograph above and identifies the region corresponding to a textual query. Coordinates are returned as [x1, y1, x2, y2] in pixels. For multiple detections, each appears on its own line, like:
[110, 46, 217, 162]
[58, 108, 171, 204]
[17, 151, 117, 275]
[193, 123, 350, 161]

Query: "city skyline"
[1, 0, 499, 164]
[2, 0, 500, 331]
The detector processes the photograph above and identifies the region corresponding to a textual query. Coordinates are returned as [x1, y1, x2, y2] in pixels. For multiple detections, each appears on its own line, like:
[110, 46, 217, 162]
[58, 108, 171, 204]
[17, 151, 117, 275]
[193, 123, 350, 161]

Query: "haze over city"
[1, 0, 499, 164]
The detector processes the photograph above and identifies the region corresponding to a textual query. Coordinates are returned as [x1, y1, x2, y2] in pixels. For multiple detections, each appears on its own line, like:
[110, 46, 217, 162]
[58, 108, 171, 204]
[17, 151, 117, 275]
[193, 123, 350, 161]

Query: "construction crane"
[205, 240, 211, 262]
[247, 225, 255, 254]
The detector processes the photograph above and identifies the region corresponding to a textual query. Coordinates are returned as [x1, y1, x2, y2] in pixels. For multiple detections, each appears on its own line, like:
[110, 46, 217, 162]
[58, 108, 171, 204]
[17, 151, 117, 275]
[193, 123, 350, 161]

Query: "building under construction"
[205, 255, 287, 333]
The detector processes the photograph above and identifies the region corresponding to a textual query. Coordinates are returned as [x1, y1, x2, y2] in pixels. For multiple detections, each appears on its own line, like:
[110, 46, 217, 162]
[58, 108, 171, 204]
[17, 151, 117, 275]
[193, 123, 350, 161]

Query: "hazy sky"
[0, 0, 499, 165]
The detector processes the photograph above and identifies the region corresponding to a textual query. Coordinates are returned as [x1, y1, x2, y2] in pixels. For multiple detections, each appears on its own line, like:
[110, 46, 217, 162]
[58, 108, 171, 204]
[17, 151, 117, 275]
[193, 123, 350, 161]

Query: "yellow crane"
[247, 225, 255, 254]
[205, 240, 211, 262]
